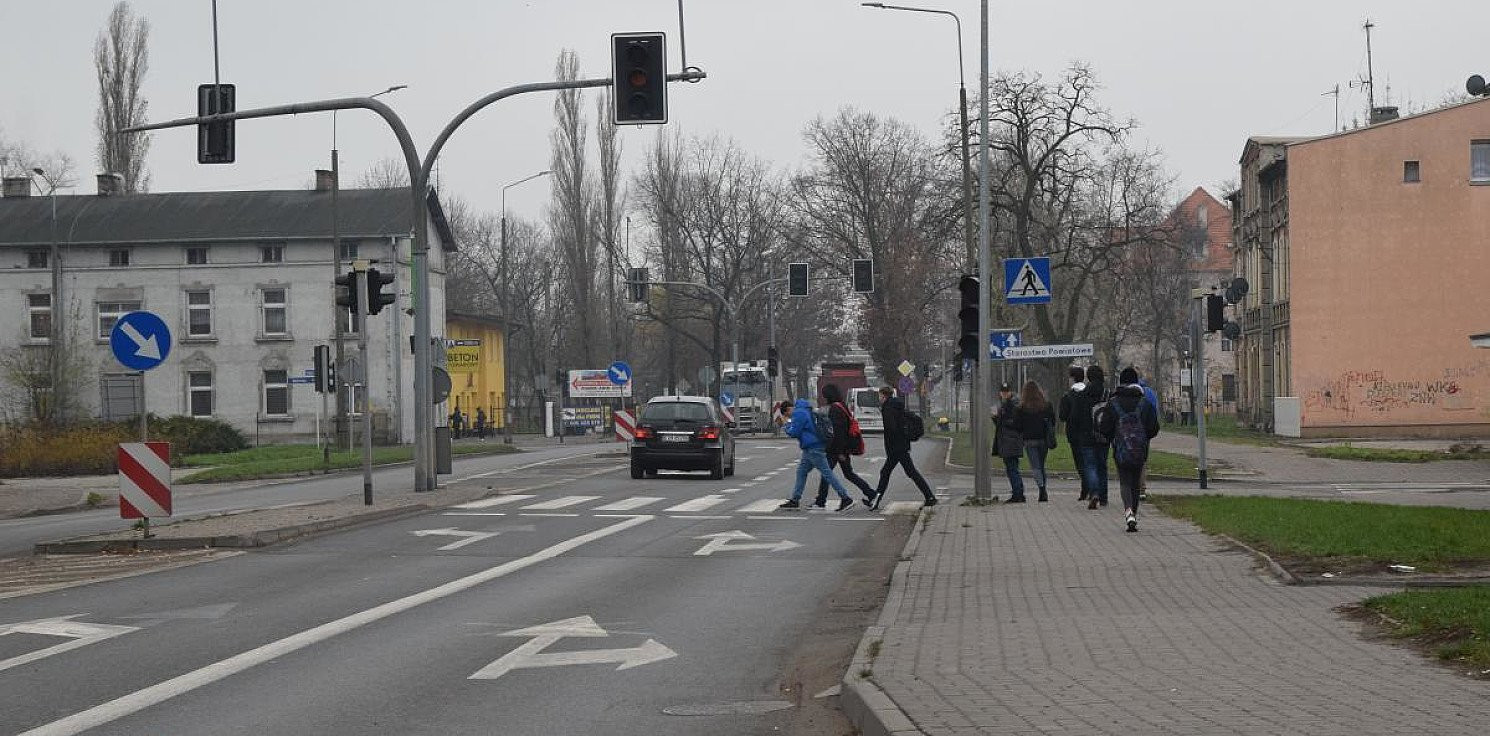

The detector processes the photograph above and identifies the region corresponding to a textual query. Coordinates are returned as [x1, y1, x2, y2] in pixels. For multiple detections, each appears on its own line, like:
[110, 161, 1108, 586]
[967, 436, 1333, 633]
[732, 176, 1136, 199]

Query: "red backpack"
[835, 402, 866, 455]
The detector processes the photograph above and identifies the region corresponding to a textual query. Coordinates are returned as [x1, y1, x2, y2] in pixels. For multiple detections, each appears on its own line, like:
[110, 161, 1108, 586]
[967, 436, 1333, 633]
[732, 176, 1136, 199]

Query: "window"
[337, 304, 362, 334]
[340, 240, 359, 261]
[1221, 338, 1234, 352]
[1403, 160, 1421, 183]
[186, 247, 209, 265]
[109, 249, 131, 267]
[1222, 374, 1237, 403]
[263, 370, 290, 416]
[186, 290, 213, 337]
[1195, 204, 1209, 228]
[1473, 142, 1490, 182]
[188, 371, 214, 417]
[27, 250, 48, 269]
[261, 288, 287, 336]
[27, 293, 51, 340]
[260, 245, 284, 263]
[97, 301, 142, 339]
[341, 382, 366, 417]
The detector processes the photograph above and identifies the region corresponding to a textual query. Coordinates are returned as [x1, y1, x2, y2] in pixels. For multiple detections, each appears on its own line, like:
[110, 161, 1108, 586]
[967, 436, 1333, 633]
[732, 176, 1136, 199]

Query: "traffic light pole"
[1191, 292, 1209, 489]
[973, 0, 994, 501]
[354, 260, 374, 505]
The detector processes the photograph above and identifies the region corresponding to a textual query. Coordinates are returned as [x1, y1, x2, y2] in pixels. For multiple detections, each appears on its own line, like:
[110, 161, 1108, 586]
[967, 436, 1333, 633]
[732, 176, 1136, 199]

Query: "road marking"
[748, 515, 803, 520]
[718, 487, 742, 494]
[522, 495, 602, 510]
[740, 483, 756, 488]
[452, 494, 536, 510]
[592, 496, 665, 511]
[0, 616, 140, 674]
[751, 476, 771, 482]
[410, 528, 500, 551]
[18, 515, 654, 736]
[693, 530, 801, 556]
[519, 513, 580, 518]
[664, 495, 728, 513]
[669, 515, 732, 520]
[736, 499, 785, 514]
[469, 615, 675, 680]
[452, 451, 609, 482]
[831, 517, 884, 522]
[444, 512, 507, 517]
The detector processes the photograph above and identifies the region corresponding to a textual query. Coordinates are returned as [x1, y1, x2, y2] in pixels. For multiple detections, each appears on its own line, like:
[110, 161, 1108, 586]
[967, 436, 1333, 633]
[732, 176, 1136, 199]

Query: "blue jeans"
[1078, 444, 1110, 501]
[791, 447, 850, 502]
[1024, 442, 1048, 490]
[1003, 455, 1025, 498]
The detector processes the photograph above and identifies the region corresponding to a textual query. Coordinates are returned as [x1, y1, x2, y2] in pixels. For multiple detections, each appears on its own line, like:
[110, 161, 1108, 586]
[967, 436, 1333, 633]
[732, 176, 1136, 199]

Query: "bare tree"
[594, 88, 625, 357]
[548, 50, 599, 369]
[93, 1, 150, 193]
[356, 157, 410, 189]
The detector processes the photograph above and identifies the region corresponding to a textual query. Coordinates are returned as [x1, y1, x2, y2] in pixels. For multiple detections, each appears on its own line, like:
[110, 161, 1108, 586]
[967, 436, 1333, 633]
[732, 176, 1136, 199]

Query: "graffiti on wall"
[1302, 361, 1487, 421]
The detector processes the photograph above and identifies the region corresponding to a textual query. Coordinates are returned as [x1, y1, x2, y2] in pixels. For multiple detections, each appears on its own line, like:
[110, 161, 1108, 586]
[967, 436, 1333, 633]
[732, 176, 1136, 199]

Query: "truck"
[719, 360, 776, 433]
[816, 362, 869, 405]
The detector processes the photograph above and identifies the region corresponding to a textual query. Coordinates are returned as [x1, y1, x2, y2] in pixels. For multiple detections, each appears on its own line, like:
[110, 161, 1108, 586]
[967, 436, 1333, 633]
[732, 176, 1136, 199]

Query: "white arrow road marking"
[469, 615, 676, 680]
[0, 616, 140, 674]
[410, 528, 500, 551]
[20, 515, 654, 736]
[693, 531, 802, 556]
[118, 321, 161, 360]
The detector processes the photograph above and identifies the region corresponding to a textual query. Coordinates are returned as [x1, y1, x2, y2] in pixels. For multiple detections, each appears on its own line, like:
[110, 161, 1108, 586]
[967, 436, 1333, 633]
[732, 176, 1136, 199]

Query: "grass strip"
[1152, 495, 1490, 572]
[942, 431, 1198, 479]
[1302, 445, 1490, 463]
[177, 443, 519, 484]
[1163, 415, 1279, 447]
[1362, 586, 1490, 671]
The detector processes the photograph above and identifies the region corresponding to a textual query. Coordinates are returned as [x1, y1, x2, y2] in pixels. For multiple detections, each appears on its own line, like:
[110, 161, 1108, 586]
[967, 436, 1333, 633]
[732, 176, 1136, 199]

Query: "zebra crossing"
[444, 492, 926, 518]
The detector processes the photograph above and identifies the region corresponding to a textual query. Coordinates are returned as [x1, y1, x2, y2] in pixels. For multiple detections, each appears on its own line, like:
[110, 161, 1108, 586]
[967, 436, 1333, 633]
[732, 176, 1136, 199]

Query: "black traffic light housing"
[314, 345, 331, 394]
[366, 268, 396, 315]
[957, 275, 980, 362]
[335, 272, 358, 313]
[197, 83, 235, 164]
[852, 259, 874, 293]
[612, 33, 667, 125]
[628, 267, 649, 302]
[767, 346, 779, 377]
[788, 262, 809, 297]
[1205, 293, 1225, 332]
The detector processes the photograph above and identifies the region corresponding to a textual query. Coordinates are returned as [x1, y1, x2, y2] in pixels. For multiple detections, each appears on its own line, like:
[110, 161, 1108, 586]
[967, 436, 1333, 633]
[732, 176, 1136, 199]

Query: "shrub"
[147, 415, 248, 457]
[0, 422, 133, 477]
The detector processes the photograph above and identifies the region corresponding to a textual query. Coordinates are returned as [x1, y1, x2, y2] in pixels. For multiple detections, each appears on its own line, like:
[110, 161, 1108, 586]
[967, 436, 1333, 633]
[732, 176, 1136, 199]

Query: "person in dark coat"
[1097, 367, 1161, 532]
[871, 387, 936, 509]
[993, 383, 1026, 502]
[1068, 365, 1110, 509]
[1057, 366, 1089, 500]
[1013, 380, 1056, 502]
[814, 384, 877, 508]
[474, 407, 487, 440]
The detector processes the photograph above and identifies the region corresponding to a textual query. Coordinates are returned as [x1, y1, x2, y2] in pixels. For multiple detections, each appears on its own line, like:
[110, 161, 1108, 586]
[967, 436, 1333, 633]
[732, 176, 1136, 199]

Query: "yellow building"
[445, 312, 508, 431]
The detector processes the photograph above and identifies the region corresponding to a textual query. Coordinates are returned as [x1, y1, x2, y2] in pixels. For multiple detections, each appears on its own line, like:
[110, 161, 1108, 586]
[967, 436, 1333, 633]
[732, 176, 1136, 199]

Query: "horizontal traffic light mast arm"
[625, 275, 783, 315]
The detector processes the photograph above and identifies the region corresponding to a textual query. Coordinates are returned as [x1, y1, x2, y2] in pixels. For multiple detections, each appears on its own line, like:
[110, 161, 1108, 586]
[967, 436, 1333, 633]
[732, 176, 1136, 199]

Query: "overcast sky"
[3, 1, 1485, 223]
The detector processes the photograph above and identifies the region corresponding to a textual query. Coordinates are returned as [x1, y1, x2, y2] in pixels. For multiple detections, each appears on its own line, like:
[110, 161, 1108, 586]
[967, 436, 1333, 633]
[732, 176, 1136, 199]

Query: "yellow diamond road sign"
[897, 360, 914, 377]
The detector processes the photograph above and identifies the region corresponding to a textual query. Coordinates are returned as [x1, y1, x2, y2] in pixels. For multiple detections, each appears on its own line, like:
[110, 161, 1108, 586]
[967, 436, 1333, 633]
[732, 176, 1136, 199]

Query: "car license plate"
[662, 434, 690, 443]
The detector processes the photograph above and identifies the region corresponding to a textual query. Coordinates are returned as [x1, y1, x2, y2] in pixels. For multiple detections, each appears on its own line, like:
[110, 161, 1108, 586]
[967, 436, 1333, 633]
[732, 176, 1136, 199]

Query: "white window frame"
[186, 289, 214, 337]
[1473, 141, 1490, 183]
[97, 300, 142, 340]
[260, 244, 284, 263]
[109, 249, 131, 267]
[186, 246, 209, 265]
[261, 288, 288, 336]
[340, 240, 359, 261]
[27, 293, 52, 341]
[188, 371, 214, 418]
[263, 369, 290, 417]
[341, 381, 366, 417]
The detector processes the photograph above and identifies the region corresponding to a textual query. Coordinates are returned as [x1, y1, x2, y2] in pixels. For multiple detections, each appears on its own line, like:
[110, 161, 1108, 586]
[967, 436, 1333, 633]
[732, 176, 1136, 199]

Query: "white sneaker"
[1125, 512, 1137, 533]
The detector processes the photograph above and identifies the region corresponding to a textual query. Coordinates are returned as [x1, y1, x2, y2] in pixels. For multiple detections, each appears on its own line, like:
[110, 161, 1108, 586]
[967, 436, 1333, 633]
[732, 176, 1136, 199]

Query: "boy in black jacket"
[814, 384, 877, 508]
[1097, 367, 1160, 532]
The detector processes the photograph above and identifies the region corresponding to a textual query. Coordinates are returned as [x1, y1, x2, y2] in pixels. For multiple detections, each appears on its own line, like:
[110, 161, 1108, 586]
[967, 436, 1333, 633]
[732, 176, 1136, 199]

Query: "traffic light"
[366, 268, 395, 315]
[612, 33, 667, 125]
[957, 275, 980, 362]
[628, 267, 649, 302]
[1205, 293, 1225, 332]
[314, 345, 330, 394]
[767, 346, 779, 377]
[952, 359, 965, 383]
[326, 354, 338, 393]
[197, 83, 235, 164]
[335, 272, 358, 314]
[852, 259, 874, 293]
[788, 262, 809, 297]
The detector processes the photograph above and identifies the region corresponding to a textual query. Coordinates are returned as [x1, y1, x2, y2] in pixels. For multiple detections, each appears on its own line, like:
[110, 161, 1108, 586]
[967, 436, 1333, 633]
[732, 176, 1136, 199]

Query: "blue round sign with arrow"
[110, 311, 172, 372]
[607, 361, 632, 386]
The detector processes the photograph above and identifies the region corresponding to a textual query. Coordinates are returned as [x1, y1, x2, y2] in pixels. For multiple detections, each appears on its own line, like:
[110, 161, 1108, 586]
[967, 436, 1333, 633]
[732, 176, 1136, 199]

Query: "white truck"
[719, 361, 776, 433]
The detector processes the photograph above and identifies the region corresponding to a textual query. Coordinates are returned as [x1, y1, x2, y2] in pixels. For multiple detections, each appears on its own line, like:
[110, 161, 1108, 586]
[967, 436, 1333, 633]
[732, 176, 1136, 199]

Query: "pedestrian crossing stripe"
[1005, 259, 1050, 301]
[442, 495, 927, 517]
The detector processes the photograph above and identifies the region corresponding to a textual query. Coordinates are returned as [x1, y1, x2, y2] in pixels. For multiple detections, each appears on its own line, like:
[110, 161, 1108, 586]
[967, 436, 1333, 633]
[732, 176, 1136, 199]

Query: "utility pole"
[973, 0, 993, 500]
[1191, 290, 1209, 489]
[355, 260, 374, 504]
[501, 170, 551, 444]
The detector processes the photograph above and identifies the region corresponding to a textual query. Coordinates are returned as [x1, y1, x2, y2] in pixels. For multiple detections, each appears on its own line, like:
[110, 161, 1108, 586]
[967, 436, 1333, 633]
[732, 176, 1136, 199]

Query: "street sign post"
[607, 361, 632, 386]
[989, 330, 1023, 360]
[109, 311, 172, 444]
[897, 360, 915, 377]
[1003, 257, 1052, 305]
[118, 441, 172, 539]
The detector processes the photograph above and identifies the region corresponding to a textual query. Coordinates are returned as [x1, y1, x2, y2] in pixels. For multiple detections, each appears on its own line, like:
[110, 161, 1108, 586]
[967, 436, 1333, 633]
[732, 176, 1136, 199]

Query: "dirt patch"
[1338, 603, 1490, 681]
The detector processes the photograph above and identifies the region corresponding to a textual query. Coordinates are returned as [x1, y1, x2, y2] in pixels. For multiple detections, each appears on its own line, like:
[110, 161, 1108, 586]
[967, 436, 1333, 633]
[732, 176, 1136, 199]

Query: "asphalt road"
[0, 439, 941, 735]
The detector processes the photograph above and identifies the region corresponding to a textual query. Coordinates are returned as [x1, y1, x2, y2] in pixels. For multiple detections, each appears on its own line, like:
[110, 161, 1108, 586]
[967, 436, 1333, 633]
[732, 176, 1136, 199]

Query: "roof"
[1237, 135, 1315, 165]
[1290, 95, 1490, 149]
[0, 187, 457, 250]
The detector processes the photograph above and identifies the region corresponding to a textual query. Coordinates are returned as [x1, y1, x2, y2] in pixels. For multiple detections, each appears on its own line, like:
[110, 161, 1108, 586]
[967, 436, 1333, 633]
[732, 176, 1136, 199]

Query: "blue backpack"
[1109, 401, 1149, 467]
[811, 409, 836, 446]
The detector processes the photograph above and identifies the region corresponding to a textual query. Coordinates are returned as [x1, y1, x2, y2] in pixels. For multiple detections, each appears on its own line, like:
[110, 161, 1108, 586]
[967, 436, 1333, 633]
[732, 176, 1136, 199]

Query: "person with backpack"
[871, 386, 936, 509]
[992, 383, 1027, 502]
[814, 384, 878, 509]
[1013, 380, 1057, 502]
[1057, 366, 1090, 501]
[1096, 367, 1160, 532]
[1136, 376, 1160, 500]
[1070, 364, 1110, 510]
[779, 397, 856, 511]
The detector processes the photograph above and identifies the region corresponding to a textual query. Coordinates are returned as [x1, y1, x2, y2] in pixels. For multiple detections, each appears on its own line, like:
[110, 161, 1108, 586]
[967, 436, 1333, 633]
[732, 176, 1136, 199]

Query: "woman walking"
[993, 383, 1027, 502]
[1013, 381, 1056, 502]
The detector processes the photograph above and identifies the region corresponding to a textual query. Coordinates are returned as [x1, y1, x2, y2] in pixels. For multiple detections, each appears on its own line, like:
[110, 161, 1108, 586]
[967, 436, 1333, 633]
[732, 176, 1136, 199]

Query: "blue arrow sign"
[109, 311, 172, 372]
[1003, 257, 1052, 305]
[607, 361, 632, 386]
[989, 330, 1023, 361]
[720, 391, 735, 408]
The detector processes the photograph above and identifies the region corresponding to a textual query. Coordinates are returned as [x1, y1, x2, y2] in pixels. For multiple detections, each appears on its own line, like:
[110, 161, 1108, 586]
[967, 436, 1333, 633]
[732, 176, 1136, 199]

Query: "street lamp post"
[500, 170, 552, 444]
[29, 168, 64, 423]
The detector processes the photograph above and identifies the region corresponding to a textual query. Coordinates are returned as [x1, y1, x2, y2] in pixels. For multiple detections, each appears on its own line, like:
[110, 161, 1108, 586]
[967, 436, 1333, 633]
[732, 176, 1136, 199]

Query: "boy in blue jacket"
[779, 398, 855, 511]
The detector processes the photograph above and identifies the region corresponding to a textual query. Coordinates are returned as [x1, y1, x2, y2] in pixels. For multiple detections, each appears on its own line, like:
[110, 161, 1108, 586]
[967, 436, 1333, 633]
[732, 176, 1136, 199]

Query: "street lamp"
[500, 170, 553, 444]
[28, 167, 67, 422]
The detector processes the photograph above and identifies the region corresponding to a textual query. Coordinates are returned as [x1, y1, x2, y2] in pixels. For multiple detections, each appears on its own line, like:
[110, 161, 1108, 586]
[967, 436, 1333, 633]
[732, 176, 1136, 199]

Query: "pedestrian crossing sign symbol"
[1003, 257, 1052, 305]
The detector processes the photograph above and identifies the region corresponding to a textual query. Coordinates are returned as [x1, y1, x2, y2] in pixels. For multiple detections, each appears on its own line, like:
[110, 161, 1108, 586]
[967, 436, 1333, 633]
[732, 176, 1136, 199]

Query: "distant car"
[849, 387, 884, 433]
[630, 396, 736, 480]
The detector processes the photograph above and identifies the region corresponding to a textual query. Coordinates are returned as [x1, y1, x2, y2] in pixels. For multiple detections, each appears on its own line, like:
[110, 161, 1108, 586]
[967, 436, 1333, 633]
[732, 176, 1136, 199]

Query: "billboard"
[568, 369, 633, 398]
[446, 339, 481, 374]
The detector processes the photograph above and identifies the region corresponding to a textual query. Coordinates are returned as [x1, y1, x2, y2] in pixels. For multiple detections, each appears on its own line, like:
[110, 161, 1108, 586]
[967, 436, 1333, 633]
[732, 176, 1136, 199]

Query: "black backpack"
[903, 411, 925, 442]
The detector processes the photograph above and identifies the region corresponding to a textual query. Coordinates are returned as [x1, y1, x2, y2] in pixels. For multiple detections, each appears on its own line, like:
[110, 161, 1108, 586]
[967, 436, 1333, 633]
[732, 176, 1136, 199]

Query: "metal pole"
[356, 261, 374, 504]
[1195, 297, 1209, 489]
[501, 213, 513, 444]
[139, 373, 147, 442]
[973, 0, 993, 500]
[331, 148, 349, 450]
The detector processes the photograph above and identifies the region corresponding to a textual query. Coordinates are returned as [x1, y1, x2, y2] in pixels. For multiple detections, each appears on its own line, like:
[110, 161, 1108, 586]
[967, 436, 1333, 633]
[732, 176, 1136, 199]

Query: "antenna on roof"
[1349, 19, 1376, 120]
[1322, 84, 1341, 132]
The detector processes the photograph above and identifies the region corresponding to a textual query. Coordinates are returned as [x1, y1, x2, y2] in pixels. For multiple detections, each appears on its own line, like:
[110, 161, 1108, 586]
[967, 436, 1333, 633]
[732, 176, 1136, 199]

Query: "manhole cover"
[662, 701, 794, 716]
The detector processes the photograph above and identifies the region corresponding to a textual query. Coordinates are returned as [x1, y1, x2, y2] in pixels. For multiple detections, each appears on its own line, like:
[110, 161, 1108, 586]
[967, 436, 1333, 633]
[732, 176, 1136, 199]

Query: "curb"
[3, 500, 113, 520]
[33, 505, 429, 555]
[1215, 533, 1301, 585]
[840, 498, 932, 736]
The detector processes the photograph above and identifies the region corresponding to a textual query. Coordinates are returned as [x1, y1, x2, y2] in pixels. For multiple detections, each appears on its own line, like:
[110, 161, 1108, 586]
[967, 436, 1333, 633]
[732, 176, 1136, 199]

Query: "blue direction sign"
[989, 329, 1024, 361]
[109, 311, 172, 372]
[1003, 257, 1052, 305]
[720, 391, 735, 408]
[607, 361, 632, 386]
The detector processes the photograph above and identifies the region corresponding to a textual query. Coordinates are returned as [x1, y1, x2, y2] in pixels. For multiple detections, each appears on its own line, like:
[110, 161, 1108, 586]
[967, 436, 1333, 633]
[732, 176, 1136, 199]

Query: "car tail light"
[634, 426, 654, 440]
[696, 425, 720, 441]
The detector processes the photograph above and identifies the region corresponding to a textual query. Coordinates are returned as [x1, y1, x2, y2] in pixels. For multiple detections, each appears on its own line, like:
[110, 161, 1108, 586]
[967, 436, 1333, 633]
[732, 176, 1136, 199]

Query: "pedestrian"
[1069, 364, 1110, 510]
[1136, 377, 1160, 500]
[871, 387, 936, 509]
[474, 407, 487, 440]
[993, 383, 1027, 502]
[450, 407, 464, 440]
[1013, 380, 1056, 502]
[779, 398, 856, 511]
[1057, 366, 1090, 500]
[813, 384, 878, 509]
[1096, 367, 1160, 532]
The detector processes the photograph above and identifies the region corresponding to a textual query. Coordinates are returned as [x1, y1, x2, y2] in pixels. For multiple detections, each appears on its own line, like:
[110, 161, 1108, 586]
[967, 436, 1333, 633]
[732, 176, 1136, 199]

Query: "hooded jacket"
[1096, 383, 1160, 463]
[1063, 376, 1107, 446]
[880, 395, 912, 453]
[784, 398, 824, 450]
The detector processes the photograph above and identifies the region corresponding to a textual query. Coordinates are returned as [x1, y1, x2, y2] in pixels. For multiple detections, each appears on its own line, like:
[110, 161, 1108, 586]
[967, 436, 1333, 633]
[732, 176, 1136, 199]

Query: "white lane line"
[20, 515, 654, 736]
[521, 495, 602, 510]
[736, 499, 785, 514]
[451, 494, 536, 510]
[740, 483, 756, 488]
[519, 513, 580, 518]
[452, 452, 604, 482]
[664, 495, 729, 513]
[718, 487, 743, 494]
[668, 515, 732, 520]
[592, 496, 665, 511]
[443, 512, 507, 517]
[751, 476, 771, 482]
[831, 517, 884, 522]
[747, 515, 803, 520]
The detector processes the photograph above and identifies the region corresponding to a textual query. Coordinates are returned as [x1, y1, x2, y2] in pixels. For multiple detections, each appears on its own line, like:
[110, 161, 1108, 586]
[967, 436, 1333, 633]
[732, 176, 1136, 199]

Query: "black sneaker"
[1006, 496, 1026, 503]
[810, 502, 827, 509]
[862, 495, 878, 509]
[1078, 491, 1089, 501]
[1087, 497, 1099, 510]
[837, 497, 854, 512]
[922, 497, 938, 507]
[1126, 513, 1138, 533]
[778, 500, 800, 509]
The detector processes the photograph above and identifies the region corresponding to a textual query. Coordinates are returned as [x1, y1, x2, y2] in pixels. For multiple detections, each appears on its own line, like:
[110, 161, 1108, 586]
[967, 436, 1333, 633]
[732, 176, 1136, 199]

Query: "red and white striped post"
[118, 442, 172, 537]
[613, 409, 636, 442]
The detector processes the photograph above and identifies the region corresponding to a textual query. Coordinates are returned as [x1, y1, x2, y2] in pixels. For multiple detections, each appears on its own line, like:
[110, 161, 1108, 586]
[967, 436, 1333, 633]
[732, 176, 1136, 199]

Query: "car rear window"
[642, 402, 712, 422]
[854, 391, 879, 410]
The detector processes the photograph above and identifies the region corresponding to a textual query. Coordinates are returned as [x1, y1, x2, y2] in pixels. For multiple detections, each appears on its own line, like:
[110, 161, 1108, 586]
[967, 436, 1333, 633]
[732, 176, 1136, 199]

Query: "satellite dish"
[1230, 277, 1250, 296]
[1468, 74, 1488, 97]
[1222, 322, 1242, 340]
[1225, 286, 1241, 304]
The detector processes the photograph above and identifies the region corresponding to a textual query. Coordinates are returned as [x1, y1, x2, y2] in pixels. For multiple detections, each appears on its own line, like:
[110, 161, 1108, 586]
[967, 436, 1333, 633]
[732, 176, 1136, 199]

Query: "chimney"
[315, 169, 336, 192]
[96, 173, 124, 196]
[1369, 106, 1400, 125]
[2, 177, 31, 198]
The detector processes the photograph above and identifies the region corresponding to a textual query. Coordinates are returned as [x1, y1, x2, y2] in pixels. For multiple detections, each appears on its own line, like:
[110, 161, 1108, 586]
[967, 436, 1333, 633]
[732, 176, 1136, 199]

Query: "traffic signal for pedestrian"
[612, 33, 667, 125]
[767, 346, 779, 377]
[628, 267, 649, 302]
[957, 275, 980, 362]
[326, 354, 338, 393]
[852, 259, 874, 293]
[788, 262, 809, 297]
[1205, 293, 1225, 332]
[366, 268, 395, 315]
[197, 83, 235, 164]
[335, 272, 358, 314]
[314, 345, 331, 394]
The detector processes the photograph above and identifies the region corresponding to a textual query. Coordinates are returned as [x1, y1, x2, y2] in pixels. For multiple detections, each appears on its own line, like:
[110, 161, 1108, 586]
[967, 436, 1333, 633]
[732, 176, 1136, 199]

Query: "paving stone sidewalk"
[844, 479, 1490, 735]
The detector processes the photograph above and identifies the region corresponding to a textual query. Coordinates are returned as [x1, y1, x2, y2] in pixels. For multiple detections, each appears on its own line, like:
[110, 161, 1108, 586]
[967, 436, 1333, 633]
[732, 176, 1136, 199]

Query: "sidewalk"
[843, 476, 1490, 736]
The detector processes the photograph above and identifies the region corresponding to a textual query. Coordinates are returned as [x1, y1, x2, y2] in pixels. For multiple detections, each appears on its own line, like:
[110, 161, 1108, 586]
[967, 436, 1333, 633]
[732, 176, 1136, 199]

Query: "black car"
[630, 396, 736, 480]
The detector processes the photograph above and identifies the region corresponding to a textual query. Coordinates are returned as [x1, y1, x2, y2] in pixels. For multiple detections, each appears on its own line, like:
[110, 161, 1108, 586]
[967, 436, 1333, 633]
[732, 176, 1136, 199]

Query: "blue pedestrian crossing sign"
[109, 311, 172, 372]
[989, 330, 1023, 361]
[1004, 257, 1052, 305]
[607, 361, 632, 386]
